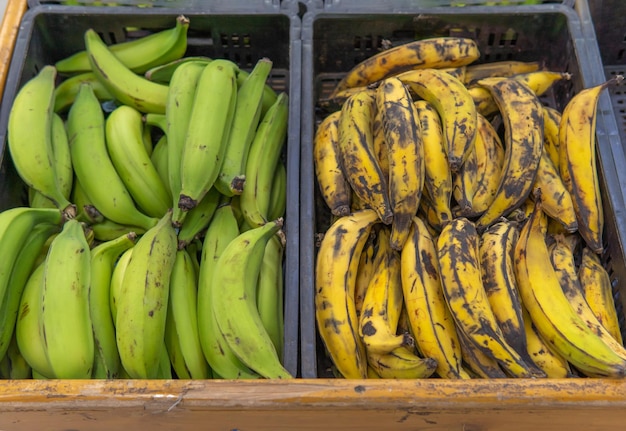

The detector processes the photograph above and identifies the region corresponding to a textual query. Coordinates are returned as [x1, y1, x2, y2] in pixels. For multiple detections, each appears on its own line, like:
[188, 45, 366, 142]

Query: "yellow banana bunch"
[463, 60, 540, 85]
[376, 77, 424, 250]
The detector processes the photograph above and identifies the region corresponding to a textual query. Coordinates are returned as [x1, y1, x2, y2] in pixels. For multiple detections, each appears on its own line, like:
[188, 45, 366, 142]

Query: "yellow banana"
[315, 209, 380, 378]
[549, 234, 626, 364]
[437, 217, 534, 378]
[559, 76, 623, 253]
[578, 246, 623, 345]
[367, 346, 437, 379]
[542, 106, 562, 170]
[376, 77, 423, 250]
[331, 37, 480, 95]
[457, 327, 507, 379]
[359, 228, 413, 355]
[514, 199, 626, 377]
[313, 110, 351, 217]
[513, 70, 571, 97]
[372, 99, 390, 183]
[338, 90, 392, 224]
[479, 219, 546, 377]
[452, 138, 478, 216]
[401, 217, 470, 379]
[463, 60, 540, 85]
[414, 100, 452, 227]
[398, 68, 477, 173]
[522, 304, 573, 378]
[354, 229, 384, 318]
[474, 77, 544, 230]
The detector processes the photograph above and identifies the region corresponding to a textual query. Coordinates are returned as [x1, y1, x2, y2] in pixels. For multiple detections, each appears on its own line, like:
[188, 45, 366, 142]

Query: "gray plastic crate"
[0, 4, 302, 378]
[26, 0, 293, 10]
[306, 0, 570, 10]
[299, 4, 626, 378]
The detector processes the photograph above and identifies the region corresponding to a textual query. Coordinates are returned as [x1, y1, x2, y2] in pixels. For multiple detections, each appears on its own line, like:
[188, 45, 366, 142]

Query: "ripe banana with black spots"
[7, 66, 75, 217]
[514, 199, 626, 377]
[479, 219, 546, 377]
[456, 327, 507, 379]
[401, 216, 470, 379]
[89, 232, 137, 379]
[116, 212, 178, 379]
[376, 77, 423, 250]
[67, 83, 158, 231]
[542, 106, 562, 170]
[452, 140, 478, 216]
[239, 92, 289, 228]
[559, 76, 624, 253]
[105, 105, 172, 218]
[175, 59, 239, 224]
[398, 68, 477, 173]
[579, 247, 623, 345]
[316, 209, 380, 378]
[367, 346, 438, 379]
[474, 77, 544, 230]
[354, 228, 385, 318]
[212, 219, 291, 379]
[359, 227, 414, 355]
[216, 57, 273, 196]
[40, 219, 93, 379]
[313, 110, 351, 217]
[197, 204, 260, 379]
[85, 28, 169, 114]
[463, 60, 540, 85]
[437, 217, 534, 378]
[337, 90, 392, 224]
[57, 15, 189, 75]
[415, 100, 452, 227]
[331, 37, 480, 96]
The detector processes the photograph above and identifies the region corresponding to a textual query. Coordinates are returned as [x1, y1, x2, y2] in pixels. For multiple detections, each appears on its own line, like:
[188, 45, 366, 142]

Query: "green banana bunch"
[40, 219, 94, 379]
[212, 219, 292, 379]
[115, 212, 178, 379]
[0, 333, 32, 379]
[7, 66, 75, 217]
[174, 59, 239, 226]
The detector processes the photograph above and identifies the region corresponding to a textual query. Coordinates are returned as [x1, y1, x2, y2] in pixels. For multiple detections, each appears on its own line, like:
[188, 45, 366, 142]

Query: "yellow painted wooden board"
[1, 379, 626, 430]
[0, 0, 27, 103]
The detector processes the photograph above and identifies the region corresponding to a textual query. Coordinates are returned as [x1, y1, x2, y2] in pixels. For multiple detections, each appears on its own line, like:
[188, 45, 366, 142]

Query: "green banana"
[0, 222, 60, 361]
[7, 65, 75, 217]
[67, 83, 158, 231]
[215, 57, 273, 196]
[168, 248, 210, 379]
[89, 232, 137, 379]
[150, 135, 171, 198]
[57, 15, 189, 75]
[54, 72, 114, 113]
[165, 61, 205, 206]
[174, 59, 239, 226]
[105, 105, 172, 218]
[164, 300, 192, 379]
[115, 212, 178, 379]
[268, 159, 287, 222]
[109, 246, 133, 324]
[85, 29, 169, 114]
[0, 332, 32, 379]
[40, 219, 94, 379]
[212, 219, 292, 379]
[239, 92, 289, 228]
[256, 235, 285, 359]
[197, 204, 260, 379]
[177, 187, 221, 249]
[15, 263, 53, 378]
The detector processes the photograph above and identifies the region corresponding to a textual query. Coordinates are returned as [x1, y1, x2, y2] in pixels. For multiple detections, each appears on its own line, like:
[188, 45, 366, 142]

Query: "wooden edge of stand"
[0, 0, 27, 102]
[0, 378, 625, 410]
